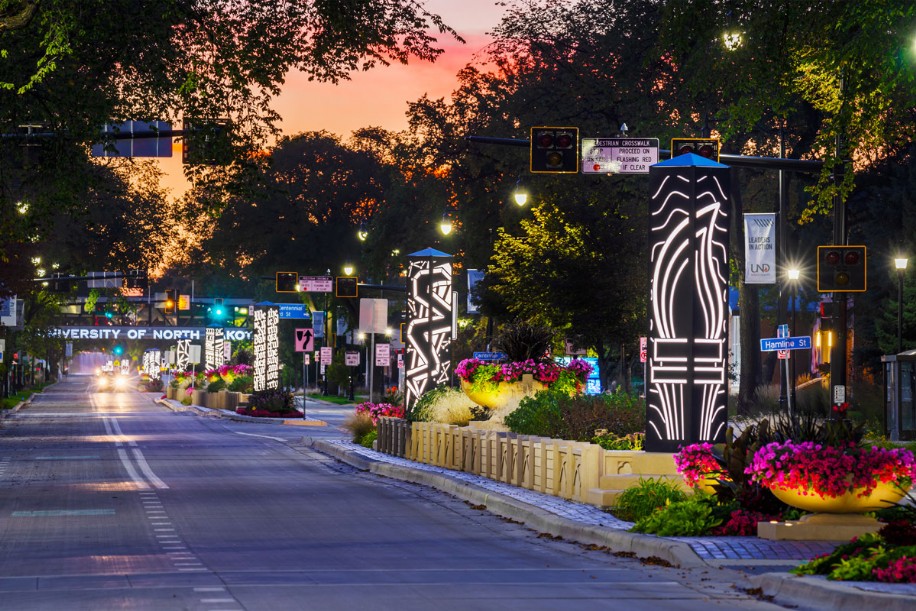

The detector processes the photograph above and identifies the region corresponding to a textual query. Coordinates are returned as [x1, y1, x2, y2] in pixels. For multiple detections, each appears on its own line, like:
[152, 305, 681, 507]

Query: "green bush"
[359, 429, 378, 448]
[206, 379, 227, 393]
[631, 496, 723, 536]
[504, 390, 645, 441]
[504, 389, 565, 437]
[248, 388, 294, 412]
[614, 477, 688, 522]
[592, 432, 644, 451]
[228, 375, 253, 393]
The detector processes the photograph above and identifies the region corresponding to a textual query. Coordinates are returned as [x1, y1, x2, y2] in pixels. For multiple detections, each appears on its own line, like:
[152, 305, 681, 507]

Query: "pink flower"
[674, 443, 726, 487]
[746, 441, 916, 499]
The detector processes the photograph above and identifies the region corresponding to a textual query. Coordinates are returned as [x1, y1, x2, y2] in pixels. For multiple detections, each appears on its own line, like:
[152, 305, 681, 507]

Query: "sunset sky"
[161, 0, 504, 196]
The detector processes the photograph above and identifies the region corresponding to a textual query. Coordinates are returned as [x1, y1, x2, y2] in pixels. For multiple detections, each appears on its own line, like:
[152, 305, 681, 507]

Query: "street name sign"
[760, 336, 812, 351]
[581, 138, 659, 174]
[278, 303, 310, 319]
[473, 351, 507, 361]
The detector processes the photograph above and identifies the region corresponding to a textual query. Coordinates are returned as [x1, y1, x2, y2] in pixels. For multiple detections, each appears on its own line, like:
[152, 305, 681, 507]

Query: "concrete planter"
[191, 389, 207, 407]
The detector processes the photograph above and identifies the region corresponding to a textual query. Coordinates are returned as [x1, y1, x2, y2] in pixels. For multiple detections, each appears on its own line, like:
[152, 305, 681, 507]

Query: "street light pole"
[895, 257, 908, 354]
[787, 267, 800, 422]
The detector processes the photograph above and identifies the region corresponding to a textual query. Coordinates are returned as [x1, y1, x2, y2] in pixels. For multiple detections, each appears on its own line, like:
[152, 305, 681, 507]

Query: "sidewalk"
[304, 437, 916, 611]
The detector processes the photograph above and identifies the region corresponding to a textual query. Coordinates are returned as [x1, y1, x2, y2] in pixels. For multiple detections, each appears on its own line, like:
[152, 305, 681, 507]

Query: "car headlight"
[113, 375, 127, 389]
[98, 377, 109, 389]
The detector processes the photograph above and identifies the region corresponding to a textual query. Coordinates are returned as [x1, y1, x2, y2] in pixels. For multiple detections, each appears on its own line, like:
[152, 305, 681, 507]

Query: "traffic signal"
[276, 271, 298, 293]
[164, 289, 177, 314]
[336, 276, 358, 298]
[208, 298, 227, 322]
[112, 344, 124, 356]
[671, 138, 720, 162]
[817, 245, 867, 293]
[530, 126, 579, 174]
[182, 119, 231, 165]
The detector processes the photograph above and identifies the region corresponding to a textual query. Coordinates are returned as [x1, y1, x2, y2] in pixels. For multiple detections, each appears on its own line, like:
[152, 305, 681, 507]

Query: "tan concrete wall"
[377, 418, 683, 508]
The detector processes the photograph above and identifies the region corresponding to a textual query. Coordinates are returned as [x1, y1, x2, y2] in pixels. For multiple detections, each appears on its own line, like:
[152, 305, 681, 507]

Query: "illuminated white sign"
[252, 305, 280, 392]
[205, 327, 226, 371]
[581, 138, 659, 174]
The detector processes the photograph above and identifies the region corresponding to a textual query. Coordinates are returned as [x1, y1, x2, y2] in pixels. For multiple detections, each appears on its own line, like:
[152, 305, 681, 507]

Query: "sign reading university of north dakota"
[51, 326, 252, 342]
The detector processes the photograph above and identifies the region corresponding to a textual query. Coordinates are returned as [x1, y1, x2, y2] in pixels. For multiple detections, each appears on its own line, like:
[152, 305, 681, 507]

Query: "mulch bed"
[235, 407, 301, 418]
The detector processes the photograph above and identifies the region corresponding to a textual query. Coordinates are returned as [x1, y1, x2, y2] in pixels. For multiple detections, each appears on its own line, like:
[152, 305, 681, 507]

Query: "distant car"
[96, 372, 129, 392]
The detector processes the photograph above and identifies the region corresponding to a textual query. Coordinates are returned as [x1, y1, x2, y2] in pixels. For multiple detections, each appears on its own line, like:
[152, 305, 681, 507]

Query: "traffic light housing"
[671, 138, 720, 162]
[208, 298, 227, 322]
[817, 245, 867, 292]
[335, 276, 358, 298]
[164, 289, 177, 314]
[276, 271, 298, 293]
[112, 344, 124, 356]
[530, 126, 579, 174]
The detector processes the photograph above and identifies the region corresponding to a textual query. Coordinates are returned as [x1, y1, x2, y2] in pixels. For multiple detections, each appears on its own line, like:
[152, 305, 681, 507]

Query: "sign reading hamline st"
[50, 326, 252, 342]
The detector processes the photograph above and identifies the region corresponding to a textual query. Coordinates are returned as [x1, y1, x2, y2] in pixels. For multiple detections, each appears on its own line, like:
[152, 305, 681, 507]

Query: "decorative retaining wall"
[376, 418, 683, 508]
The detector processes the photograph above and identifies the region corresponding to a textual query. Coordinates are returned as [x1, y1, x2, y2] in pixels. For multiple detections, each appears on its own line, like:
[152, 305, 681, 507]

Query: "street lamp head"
[357, 220, 369, 242]
[512, 179, 529, 207]
[439, 212, 453, 236]
[787, 268, 800, 281]
[895, 257, 908, 271]
[343, 263, 355, 276]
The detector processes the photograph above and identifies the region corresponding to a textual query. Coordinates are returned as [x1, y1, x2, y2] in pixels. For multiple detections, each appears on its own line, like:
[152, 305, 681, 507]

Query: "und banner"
[744, 213, 776, 284]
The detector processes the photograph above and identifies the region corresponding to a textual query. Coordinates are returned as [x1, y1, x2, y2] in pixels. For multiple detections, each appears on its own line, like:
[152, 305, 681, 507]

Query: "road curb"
[157, 398, 325, 426]
[306, 438, 705, 569]
[750, 572, 916, 611]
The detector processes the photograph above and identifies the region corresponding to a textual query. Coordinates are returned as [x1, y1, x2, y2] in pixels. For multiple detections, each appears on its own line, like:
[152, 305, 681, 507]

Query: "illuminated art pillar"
[205, 327, 226, 371]
[252, 304, 280, 392]
[646, 153, 730, 452]
[405, 248, 453, 410]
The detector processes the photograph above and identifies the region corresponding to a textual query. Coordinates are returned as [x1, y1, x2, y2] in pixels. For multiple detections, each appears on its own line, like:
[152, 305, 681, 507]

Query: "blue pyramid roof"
[655, 152, 728, 168]
[408, 247, 452, 258]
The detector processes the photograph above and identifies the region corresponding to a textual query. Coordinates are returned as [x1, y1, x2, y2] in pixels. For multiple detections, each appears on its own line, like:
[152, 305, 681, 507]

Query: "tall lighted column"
[646, 153, 730, 452]
[405, 248, 453, 410]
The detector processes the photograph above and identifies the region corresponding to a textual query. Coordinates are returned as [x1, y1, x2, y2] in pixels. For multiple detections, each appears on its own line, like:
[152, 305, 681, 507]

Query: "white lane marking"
[200, 599, 236, 604]
[154, 528, 175, 532]
[108, 417, 137, 447]
[130, 448, 169, 489]
[194, 588, 226, 592]
[116, 449, 150, 490]
[103, 418, 122, 447]
[233, 431, 287, 442]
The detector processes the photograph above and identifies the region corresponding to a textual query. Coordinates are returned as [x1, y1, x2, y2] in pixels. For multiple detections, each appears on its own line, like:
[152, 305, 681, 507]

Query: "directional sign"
[345, 350, 360, 366]
[299, 276, 333, 293]
[294, 328, 314, 353]
[581, 138, 659, 174]
[760, 336, 812, 352]
[278, 303, 310, 319]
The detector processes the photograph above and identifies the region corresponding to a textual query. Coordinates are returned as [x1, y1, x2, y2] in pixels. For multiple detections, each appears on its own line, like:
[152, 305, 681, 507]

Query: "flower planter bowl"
[460, 377, 547, 411]
[770, 481, 908, 514]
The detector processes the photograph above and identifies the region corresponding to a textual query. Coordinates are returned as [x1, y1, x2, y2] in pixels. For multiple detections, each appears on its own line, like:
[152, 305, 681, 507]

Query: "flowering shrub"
[204, 364, 252, 385]
[455, 358, 593, 393]
[674, 443, 728, 487]
[873, 555, 916, 583]
[711, 509, 781, 536]
[746, 441, 916, 499]
[355, 401, 405, 424]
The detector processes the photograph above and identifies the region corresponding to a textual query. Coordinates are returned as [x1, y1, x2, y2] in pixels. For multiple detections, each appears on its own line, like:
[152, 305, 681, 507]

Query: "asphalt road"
[0, 376, 789, 610]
